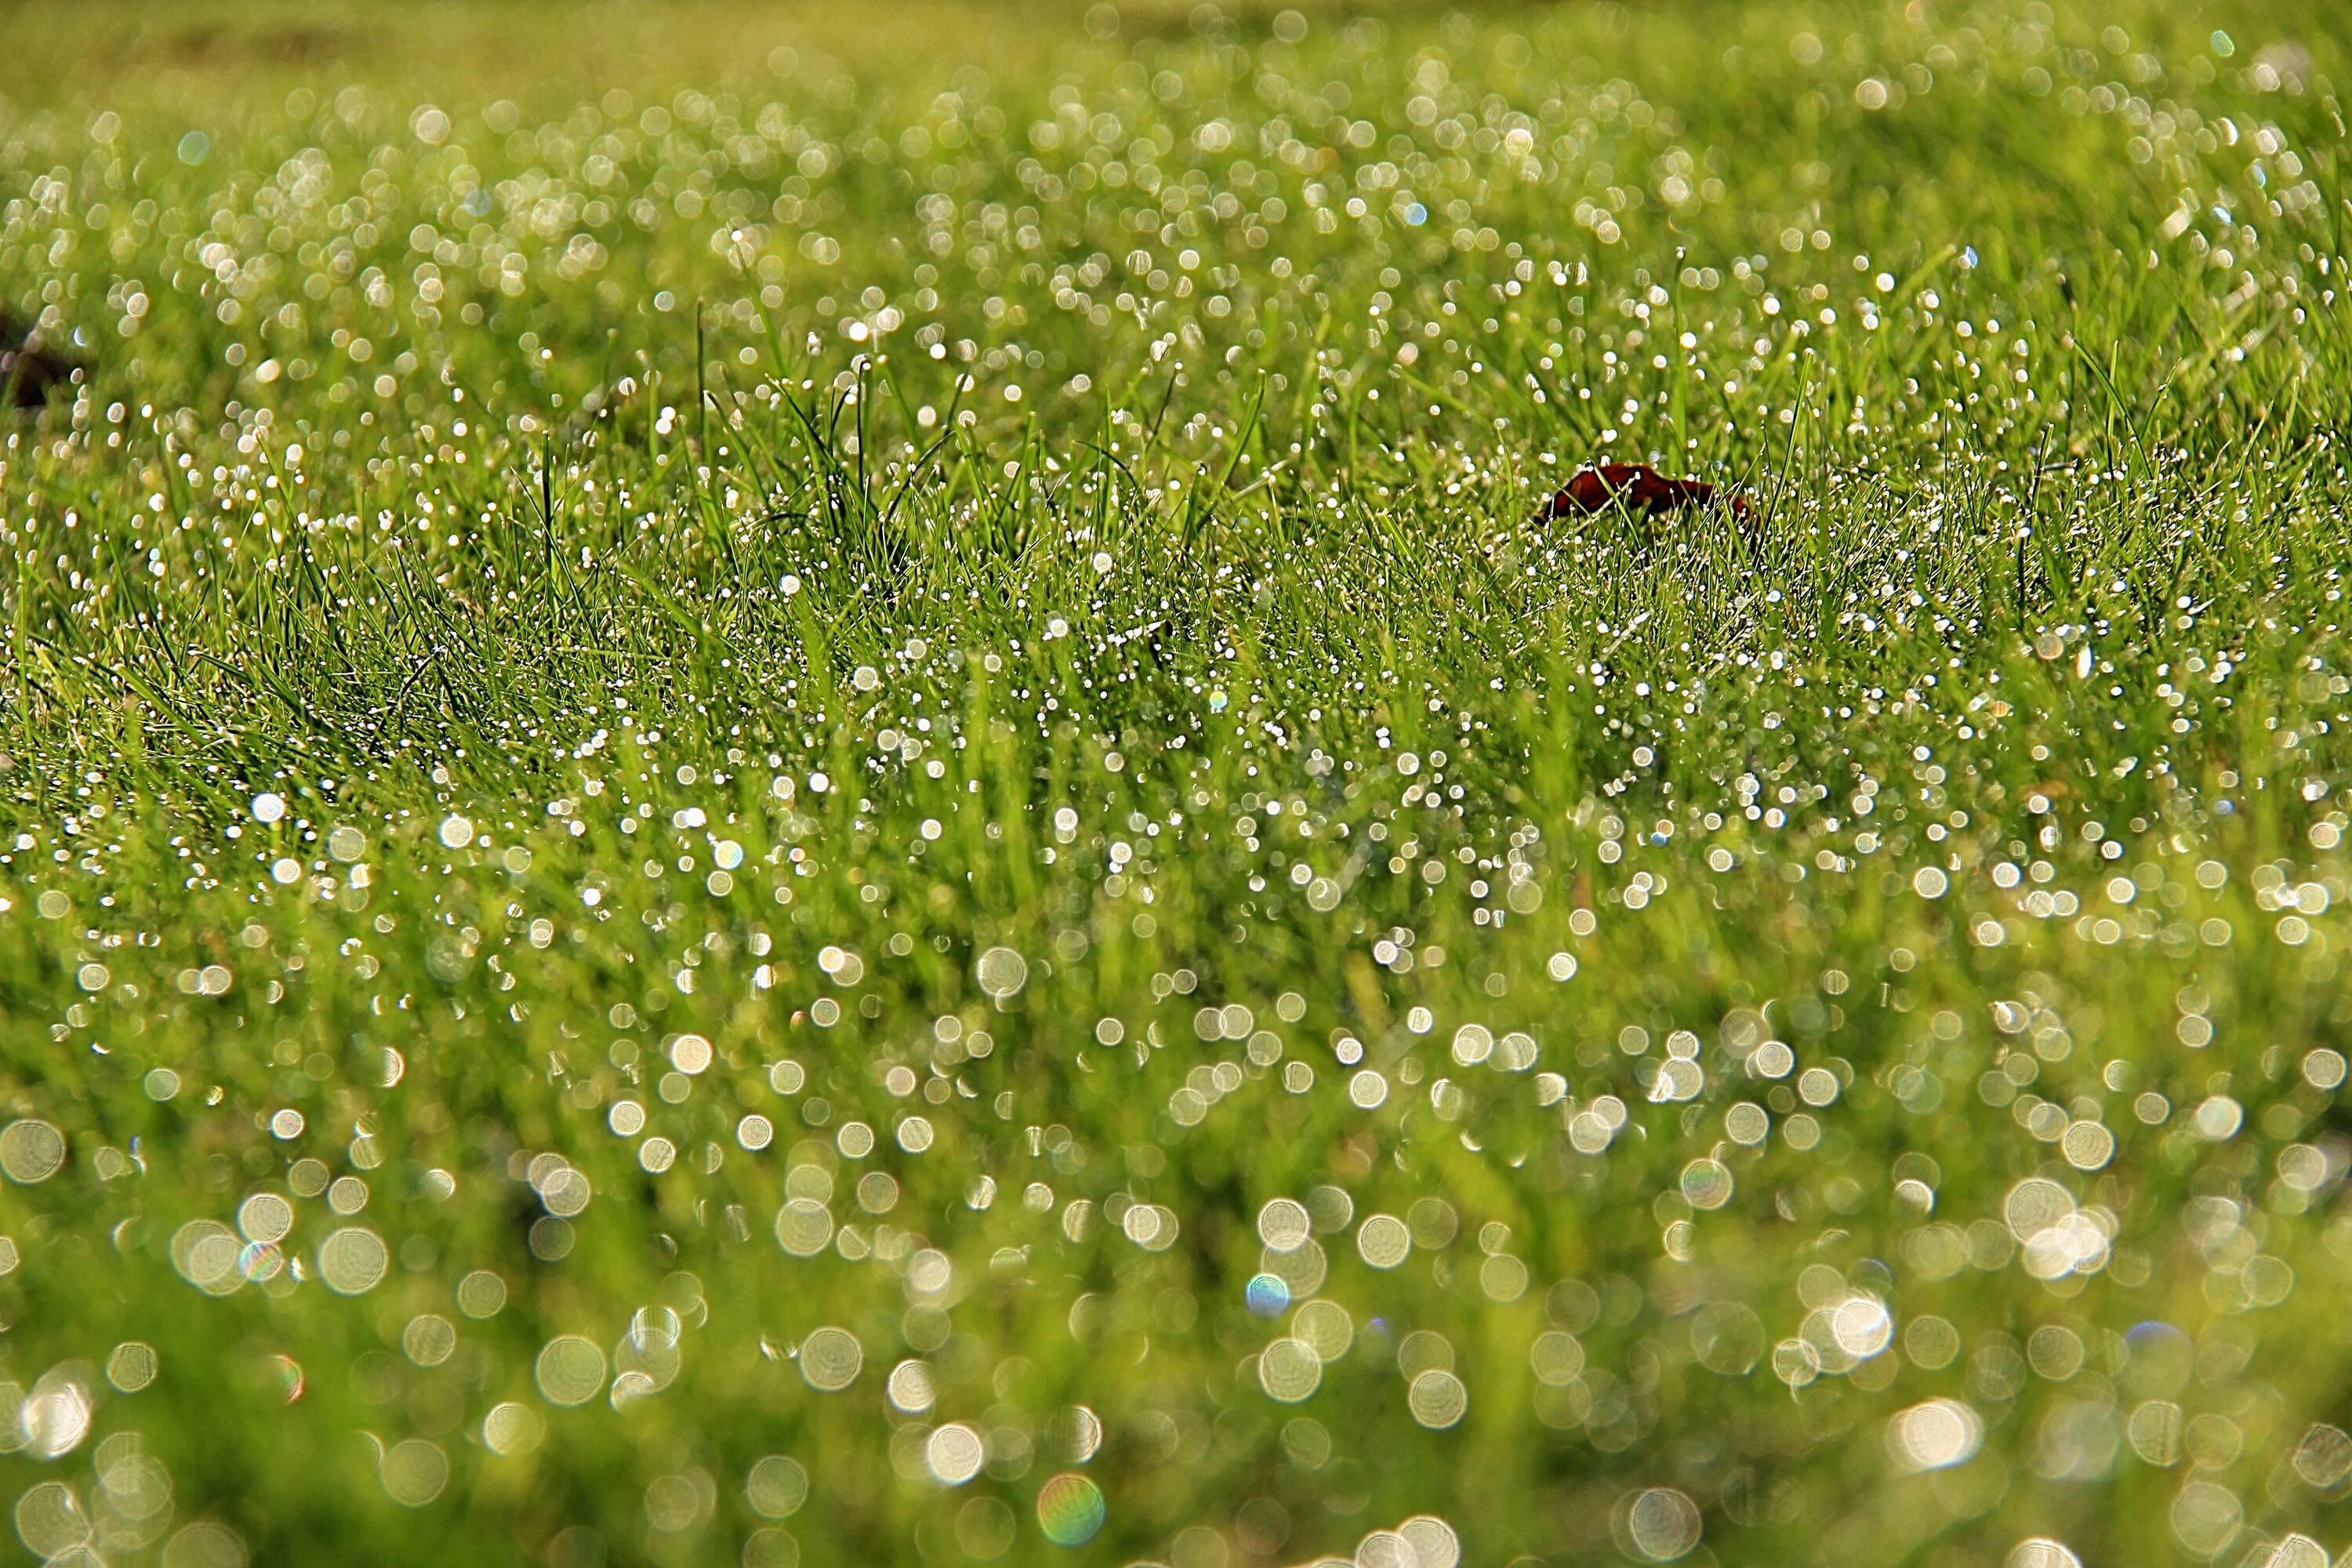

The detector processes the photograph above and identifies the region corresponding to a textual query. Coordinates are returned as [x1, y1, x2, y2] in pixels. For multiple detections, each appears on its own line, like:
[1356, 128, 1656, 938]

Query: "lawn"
[2, 1, 2350, 1565]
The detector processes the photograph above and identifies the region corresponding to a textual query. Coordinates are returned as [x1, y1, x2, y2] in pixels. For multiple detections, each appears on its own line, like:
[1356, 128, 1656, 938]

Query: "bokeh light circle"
[534, 1335, 608, 1406]
[1690, 1303, 1766, 1375]
[1530, 1330, 1587, 1386]
[1357, 1214, 1411, 1269]
[1399, 1516, 1461, 1568]
[1616, 1487, 1703, 1562]
[317, 1227, 389, 1295]
[1049, 1406, 1103, 1465]
[775, 1198, 836, 1258]
[2005, 1541, 2083, 1568]
[1258, 1338, 1323, 1403]
[483, 1402, 546, 1456]
[1294, 1299, 1356, 1363]
[799, 1327, 864, 1392]
[13, 1481, 89, 1559]
[379, 1439, 449, 1506]
[0, 1120, 67, 1184]
[926, 1422, 986, 1485]
[1246, 1272, 1292, 1317]
[746, 1456, 811, 1519]
[976, 946, 1029, 998]
[162, 1522, 249, 1568]
[1887, 1399, 1984, 1472]
[1036, 1472, 1105, 1547]
[1406, 1369, 1468, 1429]
[1258, 1198, 1311, 1251]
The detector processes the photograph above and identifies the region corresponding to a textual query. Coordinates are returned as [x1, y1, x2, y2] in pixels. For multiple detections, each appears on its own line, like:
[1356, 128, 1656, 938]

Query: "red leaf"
[1537, 463, 1752, 524]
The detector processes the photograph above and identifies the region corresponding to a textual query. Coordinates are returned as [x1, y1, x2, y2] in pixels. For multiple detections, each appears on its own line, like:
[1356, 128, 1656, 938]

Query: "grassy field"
[4, 1, 2351, 1564]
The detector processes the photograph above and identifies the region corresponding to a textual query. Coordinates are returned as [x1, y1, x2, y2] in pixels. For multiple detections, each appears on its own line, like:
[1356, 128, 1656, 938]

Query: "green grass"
[3, 2, 2351, 1565]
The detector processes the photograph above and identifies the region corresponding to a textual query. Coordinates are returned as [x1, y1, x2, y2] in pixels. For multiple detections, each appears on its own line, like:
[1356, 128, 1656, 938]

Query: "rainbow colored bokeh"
[1035, 1472, 1105, 1548]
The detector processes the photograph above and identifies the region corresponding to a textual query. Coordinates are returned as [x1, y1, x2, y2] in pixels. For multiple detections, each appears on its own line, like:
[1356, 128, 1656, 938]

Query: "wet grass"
[2, 2, 2351, 1566]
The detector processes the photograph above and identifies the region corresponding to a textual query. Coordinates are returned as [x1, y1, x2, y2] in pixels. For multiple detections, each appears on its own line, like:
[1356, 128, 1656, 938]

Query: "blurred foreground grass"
[3, 2, 2352, 1566]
